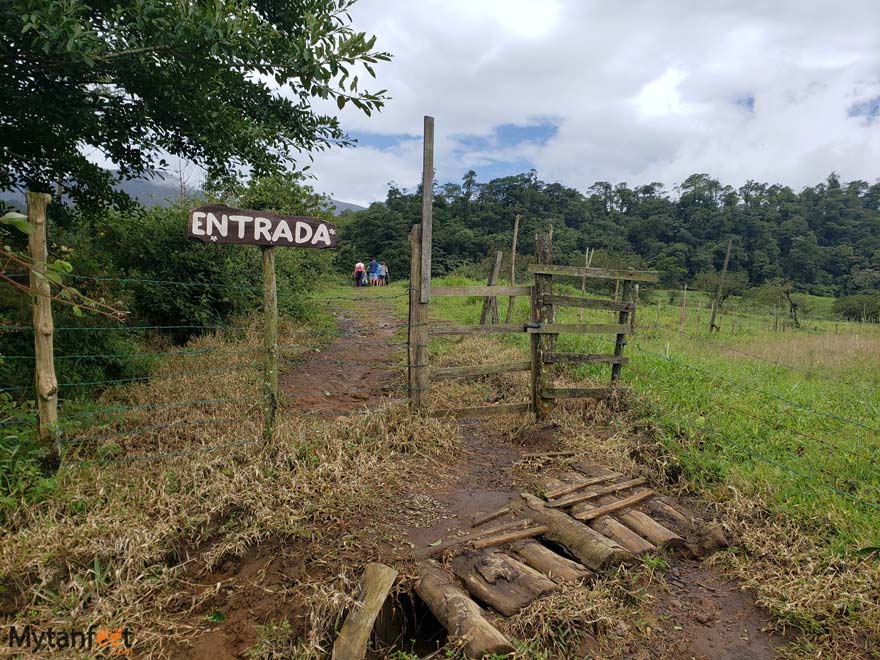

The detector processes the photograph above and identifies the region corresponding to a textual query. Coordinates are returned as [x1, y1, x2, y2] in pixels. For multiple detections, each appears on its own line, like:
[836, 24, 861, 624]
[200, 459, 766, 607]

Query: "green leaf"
[336, 95, 346, 110]
[0, 211, 32, 235]
[428, 539, 442, 547]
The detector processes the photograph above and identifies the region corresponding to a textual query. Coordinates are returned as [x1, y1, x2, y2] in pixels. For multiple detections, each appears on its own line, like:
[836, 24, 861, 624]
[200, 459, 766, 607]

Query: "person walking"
[353, 261, 365, 287]
[368, 257, 380, 286]
[379, 261, 390, 286]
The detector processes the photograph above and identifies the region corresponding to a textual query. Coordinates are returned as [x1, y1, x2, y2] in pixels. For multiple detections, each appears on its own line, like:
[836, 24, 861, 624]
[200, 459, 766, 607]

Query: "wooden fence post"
[420, 116, 434, 304]
[27, 192, 58, 450]
[611, 281, 634, 383]
[262, 246, 279, 441]
[709, 238, 732, 333]
[531, 233, 554, 420]
[504, 214, 520, 323]
[409, 224, 429, 410]
[480, 250, 503, 324]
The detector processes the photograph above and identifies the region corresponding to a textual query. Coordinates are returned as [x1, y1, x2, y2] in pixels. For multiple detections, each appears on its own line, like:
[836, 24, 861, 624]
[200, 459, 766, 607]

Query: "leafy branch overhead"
[1, 211, 126, 321]
[1, 0, 391, 206]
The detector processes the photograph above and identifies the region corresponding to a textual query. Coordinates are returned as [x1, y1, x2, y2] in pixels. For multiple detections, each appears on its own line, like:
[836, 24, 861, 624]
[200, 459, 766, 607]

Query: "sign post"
[188, 204, 339, 441]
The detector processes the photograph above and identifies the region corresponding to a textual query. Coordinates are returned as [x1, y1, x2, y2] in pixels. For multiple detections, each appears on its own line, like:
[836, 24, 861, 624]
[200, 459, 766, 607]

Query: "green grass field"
[418, 274, 880, 554]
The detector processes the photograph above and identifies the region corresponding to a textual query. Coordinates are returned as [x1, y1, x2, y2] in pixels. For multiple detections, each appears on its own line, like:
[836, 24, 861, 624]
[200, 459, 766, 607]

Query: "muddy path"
[183, 297, 789, 659]
[279, 298, 407, 413]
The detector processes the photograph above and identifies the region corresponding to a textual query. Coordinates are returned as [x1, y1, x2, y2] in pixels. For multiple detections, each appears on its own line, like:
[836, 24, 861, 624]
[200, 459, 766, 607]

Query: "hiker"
[353, 261, 365, 287]
[379, 261, 390, 286]
[368, 257, 380, 286]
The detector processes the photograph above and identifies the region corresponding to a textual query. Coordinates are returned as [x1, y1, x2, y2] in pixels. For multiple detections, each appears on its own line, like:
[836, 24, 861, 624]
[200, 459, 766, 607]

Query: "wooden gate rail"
[432, 361, 531, 379]
[433, 285, 531, 297]
[528, 265, 659, 282]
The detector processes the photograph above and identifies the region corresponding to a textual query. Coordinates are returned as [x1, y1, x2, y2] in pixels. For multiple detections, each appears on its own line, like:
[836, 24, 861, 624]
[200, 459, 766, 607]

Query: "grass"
[416, 273, 880, 657]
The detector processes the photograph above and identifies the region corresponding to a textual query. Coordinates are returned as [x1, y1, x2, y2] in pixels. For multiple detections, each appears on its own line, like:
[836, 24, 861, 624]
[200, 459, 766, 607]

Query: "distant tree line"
[337, 170, 880, 305]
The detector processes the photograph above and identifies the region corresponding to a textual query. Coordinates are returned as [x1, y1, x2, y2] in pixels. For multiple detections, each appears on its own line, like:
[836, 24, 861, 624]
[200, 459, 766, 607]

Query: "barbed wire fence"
[1, 272, 414, 470]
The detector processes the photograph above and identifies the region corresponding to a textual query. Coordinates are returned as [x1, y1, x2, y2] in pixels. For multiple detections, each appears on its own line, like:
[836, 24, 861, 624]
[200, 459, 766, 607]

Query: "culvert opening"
[370, 590, 448, 659]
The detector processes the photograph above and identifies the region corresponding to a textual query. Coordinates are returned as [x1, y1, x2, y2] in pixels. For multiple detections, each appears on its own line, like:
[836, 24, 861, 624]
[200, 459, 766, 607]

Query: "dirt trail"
[185, 298, 788, 659]
[279, 298, 406, 412]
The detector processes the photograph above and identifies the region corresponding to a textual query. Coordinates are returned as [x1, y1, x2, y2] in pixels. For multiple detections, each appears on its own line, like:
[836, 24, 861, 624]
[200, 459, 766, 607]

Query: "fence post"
[480, 250, 503, 324]
[420, 116, 434, 304]
[611, 280, 634, 383]
[531, 232, 554, 420]
[262, 246, 278, 441]
[408, 224, 429, 410]
[504, 214, 520, 323]
[709, 238, 732, 333]
[27, 192, 58, 451]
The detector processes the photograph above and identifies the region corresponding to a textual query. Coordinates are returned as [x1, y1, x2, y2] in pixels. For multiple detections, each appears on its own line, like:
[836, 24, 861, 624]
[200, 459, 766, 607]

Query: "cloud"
[303, 0, 880, 204]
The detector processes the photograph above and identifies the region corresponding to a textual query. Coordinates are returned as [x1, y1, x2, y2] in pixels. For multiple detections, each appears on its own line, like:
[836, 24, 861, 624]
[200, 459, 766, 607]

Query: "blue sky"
[305, 0, 880, 206]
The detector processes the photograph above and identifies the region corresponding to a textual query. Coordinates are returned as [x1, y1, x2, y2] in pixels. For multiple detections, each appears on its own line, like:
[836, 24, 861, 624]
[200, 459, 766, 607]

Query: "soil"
[181, 297, 791, 660]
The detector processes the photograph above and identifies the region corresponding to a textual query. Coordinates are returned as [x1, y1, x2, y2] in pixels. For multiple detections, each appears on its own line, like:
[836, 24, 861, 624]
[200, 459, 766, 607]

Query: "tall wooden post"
[579, 247, 593, 322]
[27, 192, 58, 450]
[709, 238, 732, 333]
[408, 224, 429, 410]
[504, 214, 520, 323]
[611, 281, 634, 383]
[480, 250, 503, 324]
[262, 247, 279, 441]
[420, 116, 434, 304]
[531, 233, 554, 420]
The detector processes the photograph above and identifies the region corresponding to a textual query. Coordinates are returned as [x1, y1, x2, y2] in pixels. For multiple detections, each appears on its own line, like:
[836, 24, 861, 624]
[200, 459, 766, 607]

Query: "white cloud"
[303, 0, 880, 204]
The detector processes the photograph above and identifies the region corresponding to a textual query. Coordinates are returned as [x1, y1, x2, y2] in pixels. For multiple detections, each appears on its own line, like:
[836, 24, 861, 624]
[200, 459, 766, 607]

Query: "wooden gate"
[407, 223, 658, 418]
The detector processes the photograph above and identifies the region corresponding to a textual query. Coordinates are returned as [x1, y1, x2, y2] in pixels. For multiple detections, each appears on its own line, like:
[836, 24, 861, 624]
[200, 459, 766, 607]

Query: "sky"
[306, 0, 880, 207]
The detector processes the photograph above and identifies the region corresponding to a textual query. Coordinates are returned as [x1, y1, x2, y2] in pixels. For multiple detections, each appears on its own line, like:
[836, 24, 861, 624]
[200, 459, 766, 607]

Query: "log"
[518, 493, 633, 570]
[510, 539, 593, 583]
[572, 489, 655, 522]
[593, 495, 684, 549]
[415, 518, 534, 558]
[547, 477, 647, 508]
[472, 526, 548, 549]
[544, 473, 621, 500]
[588, 516, 655, 555]
[332, 563, 398, 660]
[415, 560, 515, 659]
[472, 506, 511, 528]
[451, 550, 557, 616]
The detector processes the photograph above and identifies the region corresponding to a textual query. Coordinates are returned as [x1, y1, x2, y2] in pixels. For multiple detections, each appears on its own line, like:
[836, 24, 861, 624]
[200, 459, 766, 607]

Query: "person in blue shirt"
[368, 258, 380, 286]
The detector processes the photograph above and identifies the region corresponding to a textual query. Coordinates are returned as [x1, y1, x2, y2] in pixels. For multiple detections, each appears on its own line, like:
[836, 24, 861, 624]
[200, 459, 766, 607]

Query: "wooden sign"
[188, 204, 338, 248]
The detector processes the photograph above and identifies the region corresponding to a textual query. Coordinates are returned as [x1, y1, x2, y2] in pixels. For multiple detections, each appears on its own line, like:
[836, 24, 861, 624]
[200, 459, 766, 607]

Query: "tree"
[1, 0, 390, 206]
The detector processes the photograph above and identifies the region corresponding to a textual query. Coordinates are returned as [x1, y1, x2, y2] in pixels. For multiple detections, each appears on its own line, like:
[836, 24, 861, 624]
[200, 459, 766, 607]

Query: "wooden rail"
[432, 361, 531, 380]
[431, 403, 532, 418]
[543, 294, 635, 312]
[430, 323, 526, 336]
[526, 323, 630, 335]
[542, 353, 628, 365]
[432, 285, 532, 297]
[528, 265, 659, 283]
[541, 388, 615, 399]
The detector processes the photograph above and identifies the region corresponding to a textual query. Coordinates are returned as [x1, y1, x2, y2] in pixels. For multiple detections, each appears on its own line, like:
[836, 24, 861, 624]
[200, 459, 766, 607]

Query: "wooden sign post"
[188, 205, 339, 441]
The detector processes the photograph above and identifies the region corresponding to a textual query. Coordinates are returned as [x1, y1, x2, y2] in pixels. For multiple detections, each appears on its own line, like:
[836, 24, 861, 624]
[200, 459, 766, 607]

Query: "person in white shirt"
[353, 261, 365, 287]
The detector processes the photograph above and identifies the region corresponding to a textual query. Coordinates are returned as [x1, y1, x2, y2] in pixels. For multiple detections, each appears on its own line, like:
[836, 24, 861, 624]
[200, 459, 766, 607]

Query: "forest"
[338, 170, 880, 316]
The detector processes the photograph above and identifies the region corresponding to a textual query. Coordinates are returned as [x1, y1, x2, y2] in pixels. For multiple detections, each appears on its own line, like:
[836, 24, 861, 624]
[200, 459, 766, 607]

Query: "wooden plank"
[547, 477, 647, 508]
[573, 489, 656, 522]
[527, 323, 631, 335]
[527, 264, 659, 282]
[472, 506, 511, 528]
[420, 116, 433, 303]
[415, 518, 534, 558]
[471, 526, 549, 549]
[431, 403, 532, 418]
[432, 361, 531, 380]
[544, 294, 635, 311]
[542, 352, 628, 365]
[504, 213, 520, 323]
[544, 473, 621, 500]
[432, 285, 532, 297]
[429, 323, 526, 336]
[452, 550, 557, 616]
[612, 281, 634, 382]
[541, 388, 615, 399]
[332, 563, 398, 660]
